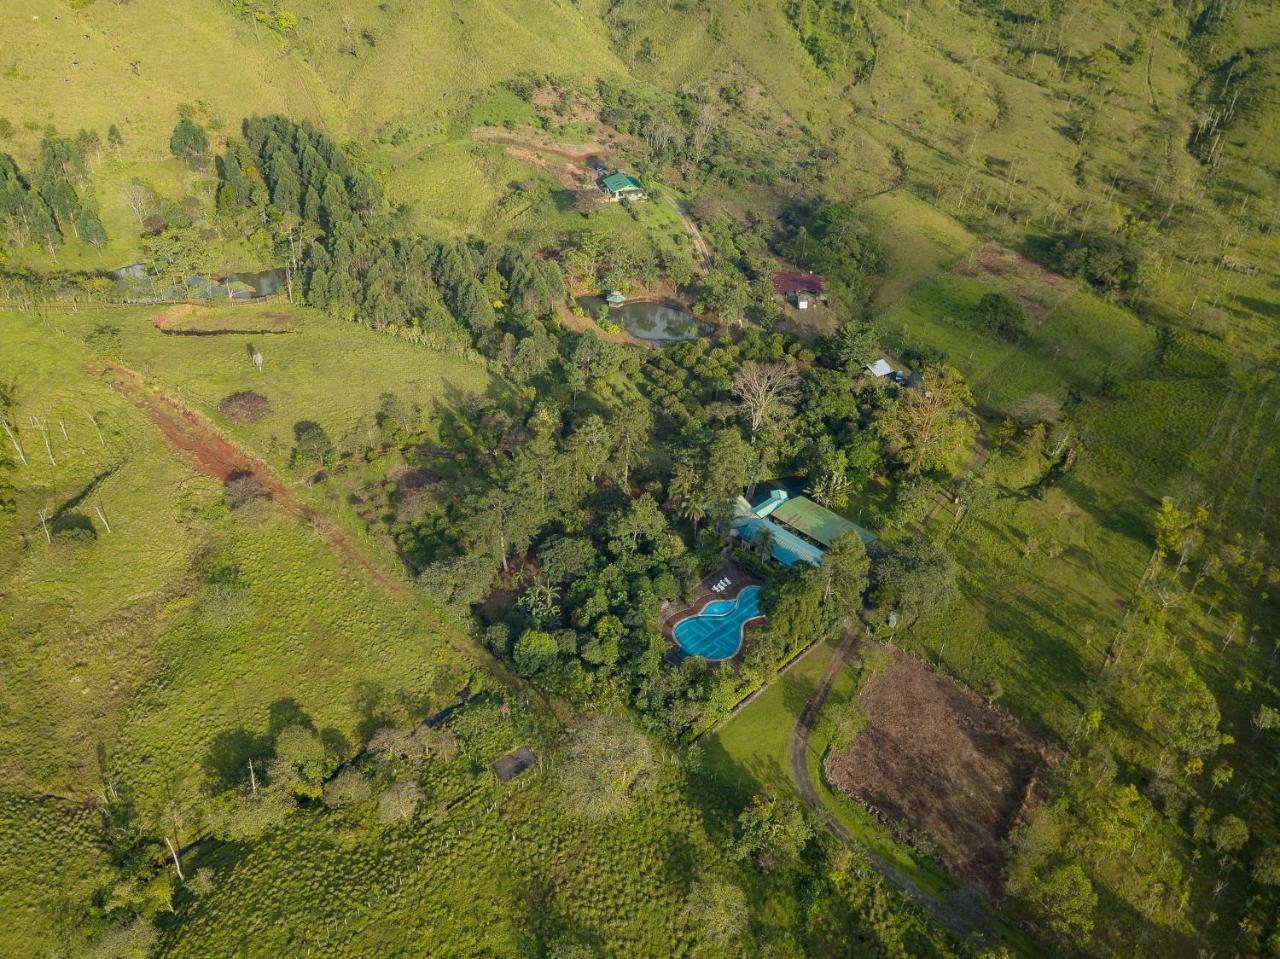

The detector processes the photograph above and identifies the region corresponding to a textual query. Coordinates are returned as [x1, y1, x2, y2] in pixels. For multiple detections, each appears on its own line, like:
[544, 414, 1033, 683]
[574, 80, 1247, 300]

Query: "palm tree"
[666, 462, 705, 535]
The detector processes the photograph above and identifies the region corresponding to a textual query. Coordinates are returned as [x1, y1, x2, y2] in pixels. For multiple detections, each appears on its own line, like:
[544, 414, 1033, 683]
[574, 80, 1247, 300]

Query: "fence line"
[0, 292, 285, 313]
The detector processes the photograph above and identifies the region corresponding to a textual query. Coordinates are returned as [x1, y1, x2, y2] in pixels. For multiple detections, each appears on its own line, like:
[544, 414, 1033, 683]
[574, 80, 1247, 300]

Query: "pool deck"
[661, 563, 764, 658]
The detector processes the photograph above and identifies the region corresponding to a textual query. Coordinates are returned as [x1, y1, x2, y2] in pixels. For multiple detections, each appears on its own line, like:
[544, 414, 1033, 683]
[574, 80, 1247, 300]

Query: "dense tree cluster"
[0, 133, 106, 252]
[215, 115, 567, 358]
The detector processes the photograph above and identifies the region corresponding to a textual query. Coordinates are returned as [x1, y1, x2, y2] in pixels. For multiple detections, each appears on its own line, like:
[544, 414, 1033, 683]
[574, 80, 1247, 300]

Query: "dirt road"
[661, 192, 712, 274]
[787, 634, 994, 942]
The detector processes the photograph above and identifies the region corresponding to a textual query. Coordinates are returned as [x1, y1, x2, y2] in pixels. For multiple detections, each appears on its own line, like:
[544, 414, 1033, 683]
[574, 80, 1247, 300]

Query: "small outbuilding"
[493, 746, 537, 783]
[602, 172, 645, 201]
[866, 358, 894, 378]
[772, 271, 826, 296]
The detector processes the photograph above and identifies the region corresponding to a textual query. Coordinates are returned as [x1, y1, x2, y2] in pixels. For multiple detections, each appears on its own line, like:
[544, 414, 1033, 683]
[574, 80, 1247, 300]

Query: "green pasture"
[0, 310, 475, 816]
[42, 303, 496, 474]
[863, 191, 981, 310]
[876, 271, 1157, 418]
[0, 794, 113, 958]
[470, 88, 541, 130]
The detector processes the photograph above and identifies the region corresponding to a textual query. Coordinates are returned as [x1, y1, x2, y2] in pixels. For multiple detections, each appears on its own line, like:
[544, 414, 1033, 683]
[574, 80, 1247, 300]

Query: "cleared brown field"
[825, 647, 1053, 897]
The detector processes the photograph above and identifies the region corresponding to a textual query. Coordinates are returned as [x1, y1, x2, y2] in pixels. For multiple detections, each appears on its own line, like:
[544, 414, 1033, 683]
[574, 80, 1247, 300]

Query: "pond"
[577, 296, 711, 343]
[111, 265, 287, 302]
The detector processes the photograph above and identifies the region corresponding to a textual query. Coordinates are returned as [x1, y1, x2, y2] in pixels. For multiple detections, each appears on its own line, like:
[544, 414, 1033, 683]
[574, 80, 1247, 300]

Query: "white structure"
[866, 358, 894, 378]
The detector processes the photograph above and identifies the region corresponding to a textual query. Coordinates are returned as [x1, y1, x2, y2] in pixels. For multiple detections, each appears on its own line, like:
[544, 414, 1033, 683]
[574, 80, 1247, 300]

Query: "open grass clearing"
[0, 310, 473, 816]
[41, 304, 497, 476]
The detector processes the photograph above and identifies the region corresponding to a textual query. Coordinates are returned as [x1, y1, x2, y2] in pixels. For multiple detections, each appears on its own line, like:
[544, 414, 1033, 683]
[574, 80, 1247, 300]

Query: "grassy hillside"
[1, 0, 1277, 956]
[0, 307, 486, 810]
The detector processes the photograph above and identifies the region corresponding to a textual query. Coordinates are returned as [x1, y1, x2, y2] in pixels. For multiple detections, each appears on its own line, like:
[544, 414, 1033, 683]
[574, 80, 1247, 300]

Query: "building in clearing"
[772, 271, 826, 296]
[866, 358, 894, 378]
[601, 172, 645, 201]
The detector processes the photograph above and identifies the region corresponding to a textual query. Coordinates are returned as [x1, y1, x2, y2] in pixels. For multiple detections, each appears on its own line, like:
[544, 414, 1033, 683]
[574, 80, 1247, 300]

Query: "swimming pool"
[672, 585, 764, 661]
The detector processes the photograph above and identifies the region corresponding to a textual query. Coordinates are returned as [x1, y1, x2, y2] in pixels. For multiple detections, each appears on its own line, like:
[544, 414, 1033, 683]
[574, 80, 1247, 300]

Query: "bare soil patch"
[954, 240, 1071, 292]
[824, 647, 1053, 898]
[472, 126, 609, 191]
[153, 303, 295, 335]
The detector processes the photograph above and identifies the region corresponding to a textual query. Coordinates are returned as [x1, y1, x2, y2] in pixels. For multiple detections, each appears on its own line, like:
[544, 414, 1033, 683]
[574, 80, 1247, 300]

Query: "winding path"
[787, 634, 993, 941]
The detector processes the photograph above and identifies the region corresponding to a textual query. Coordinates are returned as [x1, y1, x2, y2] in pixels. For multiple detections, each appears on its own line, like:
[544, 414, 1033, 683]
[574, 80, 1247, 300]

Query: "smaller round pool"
[672, 585, 763, 661]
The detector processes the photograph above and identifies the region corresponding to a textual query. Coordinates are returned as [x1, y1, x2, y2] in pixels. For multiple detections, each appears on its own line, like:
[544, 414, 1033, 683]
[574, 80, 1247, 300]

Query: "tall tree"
[170, 117, 210, 169]
[556, 715, 655, 820]
[871, 539, 957, 628]
[819, 531, 870, 613]
[731, 361, 800, 437]
[881, 364, 975, 476]
[732, 794, 813, 869]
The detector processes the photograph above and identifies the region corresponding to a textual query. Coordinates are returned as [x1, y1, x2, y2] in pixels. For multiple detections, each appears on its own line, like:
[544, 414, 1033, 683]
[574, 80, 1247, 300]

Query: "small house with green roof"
[601, 171, 645, 201]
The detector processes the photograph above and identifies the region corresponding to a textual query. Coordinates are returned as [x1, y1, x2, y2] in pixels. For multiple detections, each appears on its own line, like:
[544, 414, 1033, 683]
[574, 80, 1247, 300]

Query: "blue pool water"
[673, 585, 764, 660]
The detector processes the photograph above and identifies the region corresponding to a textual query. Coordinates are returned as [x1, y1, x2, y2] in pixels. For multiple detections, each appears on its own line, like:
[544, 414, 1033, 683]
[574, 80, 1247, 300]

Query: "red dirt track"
[103, 362, 405, 595]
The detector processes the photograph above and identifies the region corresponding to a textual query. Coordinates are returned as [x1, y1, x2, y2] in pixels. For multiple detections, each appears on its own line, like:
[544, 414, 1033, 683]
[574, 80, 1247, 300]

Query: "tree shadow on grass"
[201, 698, 319, 793]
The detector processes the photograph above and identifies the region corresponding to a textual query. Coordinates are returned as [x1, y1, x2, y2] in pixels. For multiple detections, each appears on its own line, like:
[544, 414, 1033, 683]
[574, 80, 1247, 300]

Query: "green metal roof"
[770, 495, 876, 546]
[602, 172, 642, 193]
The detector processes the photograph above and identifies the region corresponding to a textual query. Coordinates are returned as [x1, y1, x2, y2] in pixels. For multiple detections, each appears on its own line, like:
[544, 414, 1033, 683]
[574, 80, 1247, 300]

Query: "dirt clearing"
[954, 240, 1071, 291]
[824, 647, 1053, 897]
[472, 126, 610, 191]
[152, 303, 296, 335]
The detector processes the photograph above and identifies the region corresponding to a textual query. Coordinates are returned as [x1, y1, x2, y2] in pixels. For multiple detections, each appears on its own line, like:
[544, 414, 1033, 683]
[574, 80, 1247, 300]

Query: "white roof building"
[866, 358, 894, 378]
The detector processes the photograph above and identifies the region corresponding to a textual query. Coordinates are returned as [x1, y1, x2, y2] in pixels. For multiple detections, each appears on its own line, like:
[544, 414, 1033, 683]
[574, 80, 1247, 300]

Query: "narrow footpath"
[662, 191, 713, 274]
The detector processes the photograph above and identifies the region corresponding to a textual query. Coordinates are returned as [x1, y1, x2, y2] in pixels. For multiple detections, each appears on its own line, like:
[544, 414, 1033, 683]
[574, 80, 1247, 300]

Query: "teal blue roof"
[730, 515, 824, 567]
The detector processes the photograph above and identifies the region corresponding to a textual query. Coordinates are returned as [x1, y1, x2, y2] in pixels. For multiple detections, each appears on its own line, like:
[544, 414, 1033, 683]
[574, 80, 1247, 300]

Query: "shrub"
[975, 291, 1027, 342]
[377, 780, 420, 823]
[225, 471, 264, 508]
[556, 715, 655, 820]
[322, 768, 373, 809]
[169, 117, 209, 169]
[290, 420, 335, 468]
[219, 390, 269, 422]
[50, 511, 97, 543]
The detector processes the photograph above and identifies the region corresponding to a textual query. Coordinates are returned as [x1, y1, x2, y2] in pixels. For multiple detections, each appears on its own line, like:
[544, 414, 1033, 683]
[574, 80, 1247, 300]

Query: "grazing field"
[38, 304, 497, 475]
[0, 0, 1276, 954]
[0, 308, 485, 809]
[825, 648, 1052, 898]
[876, 258, 1157, 420]
[0, 307, 496, 948]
